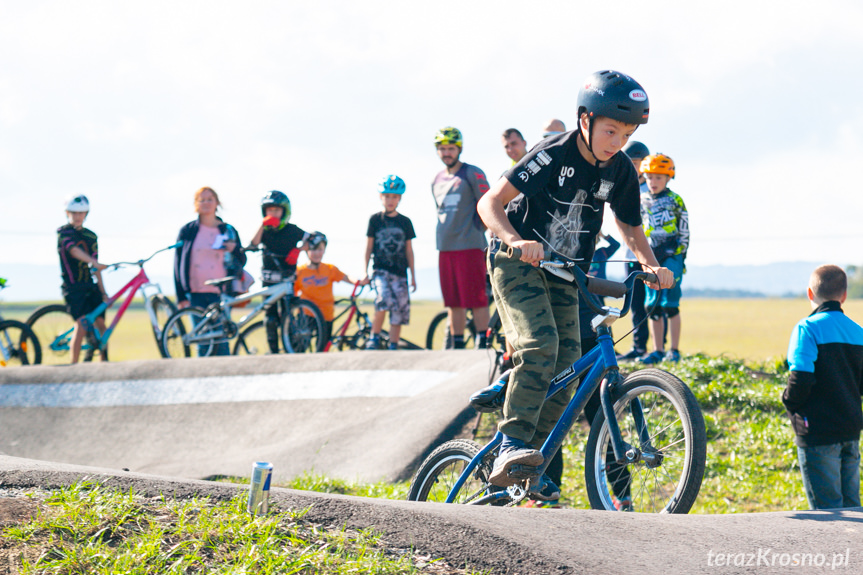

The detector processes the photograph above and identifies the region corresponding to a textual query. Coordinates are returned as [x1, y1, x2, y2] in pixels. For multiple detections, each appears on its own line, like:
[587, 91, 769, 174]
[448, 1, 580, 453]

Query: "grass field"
[8, 296, 863, 364]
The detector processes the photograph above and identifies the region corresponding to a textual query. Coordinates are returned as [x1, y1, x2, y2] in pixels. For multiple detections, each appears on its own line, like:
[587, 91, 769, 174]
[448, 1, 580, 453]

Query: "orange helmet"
[640, 153, 675, 178]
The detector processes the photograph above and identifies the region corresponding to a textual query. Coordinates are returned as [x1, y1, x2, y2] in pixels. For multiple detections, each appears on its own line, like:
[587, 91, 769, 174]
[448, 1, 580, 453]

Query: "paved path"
[0, 351, 491, 482]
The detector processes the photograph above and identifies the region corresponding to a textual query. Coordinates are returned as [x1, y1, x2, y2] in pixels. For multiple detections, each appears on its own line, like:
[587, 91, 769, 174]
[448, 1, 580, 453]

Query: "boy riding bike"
[476, 70, 674, 498]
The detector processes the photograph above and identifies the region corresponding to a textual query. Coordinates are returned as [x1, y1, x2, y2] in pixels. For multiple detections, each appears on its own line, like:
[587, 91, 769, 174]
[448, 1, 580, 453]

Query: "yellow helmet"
[640, 153, 675, 178]
[434, 126, 463, 148]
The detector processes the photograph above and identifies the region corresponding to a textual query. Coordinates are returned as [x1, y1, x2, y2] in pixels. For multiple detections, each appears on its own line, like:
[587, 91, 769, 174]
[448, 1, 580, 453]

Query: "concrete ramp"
[0, 351, 493, 483]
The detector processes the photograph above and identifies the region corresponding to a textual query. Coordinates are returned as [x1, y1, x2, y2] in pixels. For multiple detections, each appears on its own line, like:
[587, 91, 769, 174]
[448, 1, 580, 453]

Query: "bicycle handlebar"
[102, 241, 183, 270]
[505, 245, 657, 318]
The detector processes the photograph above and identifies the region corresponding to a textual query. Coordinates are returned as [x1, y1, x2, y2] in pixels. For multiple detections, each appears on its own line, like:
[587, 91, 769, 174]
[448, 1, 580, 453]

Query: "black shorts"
[63, 284, 105, 321]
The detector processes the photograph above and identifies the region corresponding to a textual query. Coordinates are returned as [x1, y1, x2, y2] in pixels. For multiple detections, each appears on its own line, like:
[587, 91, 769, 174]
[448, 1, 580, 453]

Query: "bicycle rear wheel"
[281, 300, 325, 353]
[233, 321, 267, 355]
[148, 294, 177, 358]
[0, 320, 41, 366]
[425, 310, 477, 350]
[584, 368, 706, 514]
[408, 439, 504, 505]
[161, 307, 214, 358]
[26, 304, 77, 365]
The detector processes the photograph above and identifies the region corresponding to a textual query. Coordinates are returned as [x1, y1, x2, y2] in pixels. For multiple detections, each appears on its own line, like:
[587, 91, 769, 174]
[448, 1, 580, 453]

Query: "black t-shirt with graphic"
[366, 212, 416, 277]
[261, 223, 307, 283]
[503, 131, 641, 271]
[57, 224, 98, 289]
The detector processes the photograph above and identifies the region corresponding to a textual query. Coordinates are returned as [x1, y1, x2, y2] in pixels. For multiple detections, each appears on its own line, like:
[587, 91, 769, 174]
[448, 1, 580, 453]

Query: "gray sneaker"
[489, 437, 543, 487]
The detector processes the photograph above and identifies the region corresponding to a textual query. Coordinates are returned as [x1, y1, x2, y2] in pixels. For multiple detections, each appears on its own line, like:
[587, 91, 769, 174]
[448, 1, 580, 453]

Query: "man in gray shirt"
[431, 126, 490, 348]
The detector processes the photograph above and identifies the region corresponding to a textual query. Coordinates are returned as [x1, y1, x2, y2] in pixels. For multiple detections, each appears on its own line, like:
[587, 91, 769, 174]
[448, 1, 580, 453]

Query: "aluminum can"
[247, 461, 273, 515]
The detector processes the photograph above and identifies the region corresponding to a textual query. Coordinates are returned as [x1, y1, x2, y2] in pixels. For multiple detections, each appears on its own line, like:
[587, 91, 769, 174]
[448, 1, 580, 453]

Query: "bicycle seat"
[203, 276, 239, 288]
[469, 369, 511, 413]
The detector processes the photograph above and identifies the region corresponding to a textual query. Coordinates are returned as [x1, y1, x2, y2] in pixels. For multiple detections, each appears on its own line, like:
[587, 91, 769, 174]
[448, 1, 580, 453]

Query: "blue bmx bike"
[408, 248, 707, 513]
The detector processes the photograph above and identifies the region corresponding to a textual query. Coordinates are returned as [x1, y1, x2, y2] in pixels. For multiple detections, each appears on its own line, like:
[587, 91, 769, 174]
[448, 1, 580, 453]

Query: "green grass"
[2, 482, 484, 574]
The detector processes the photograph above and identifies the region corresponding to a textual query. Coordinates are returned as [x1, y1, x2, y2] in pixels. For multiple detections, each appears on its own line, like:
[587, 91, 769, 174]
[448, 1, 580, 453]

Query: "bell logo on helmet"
[629, 90, 647, 102]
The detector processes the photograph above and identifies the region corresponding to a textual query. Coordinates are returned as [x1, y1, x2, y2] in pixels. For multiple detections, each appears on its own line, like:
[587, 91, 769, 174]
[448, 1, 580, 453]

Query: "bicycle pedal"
[507, 464, 541, 479]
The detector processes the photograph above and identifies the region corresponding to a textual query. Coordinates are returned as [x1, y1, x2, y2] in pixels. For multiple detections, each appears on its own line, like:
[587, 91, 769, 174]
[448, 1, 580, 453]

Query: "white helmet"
[64, 195, 90, 212]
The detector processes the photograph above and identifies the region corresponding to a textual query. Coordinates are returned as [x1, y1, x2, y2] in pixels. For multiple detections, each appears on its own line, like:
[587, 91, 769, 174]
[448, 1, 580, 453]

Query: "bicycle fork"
[599, 370, 659, 468]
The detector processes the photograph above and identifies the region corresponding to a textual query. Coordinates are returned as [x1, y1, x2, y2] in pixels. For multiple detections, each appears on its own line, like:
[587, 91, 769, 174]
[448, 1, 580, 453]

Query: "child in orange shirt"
[294, 232, 360, 343]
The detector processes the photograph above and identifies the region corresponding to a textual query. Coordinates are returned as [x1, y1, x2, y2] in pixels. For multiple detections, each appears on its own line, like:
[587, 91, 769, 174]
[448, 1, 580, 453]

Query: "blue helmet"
[378, 175, 406, 195]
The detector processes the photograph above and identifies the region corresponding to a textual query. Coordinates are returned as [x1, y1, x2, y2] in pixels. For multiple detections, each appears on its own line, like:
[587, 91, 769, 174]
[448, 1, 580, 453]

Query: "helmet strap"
[578, 116, 603, 168]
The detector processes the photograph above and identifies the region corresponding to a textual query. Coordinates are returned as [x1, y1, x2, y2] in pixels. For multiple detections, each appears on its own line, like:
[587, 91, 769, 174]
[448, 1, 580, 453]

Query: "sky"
[2, 0, 863, 301]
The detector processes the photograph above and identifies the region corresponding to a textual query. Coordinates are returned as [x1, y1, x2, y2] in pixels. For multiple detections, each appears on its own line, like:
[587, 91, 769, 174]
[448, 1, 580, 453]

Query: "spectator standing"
[248, 190, 310, 354]
[617, 140, 652, 361]
[57, 195, 108, 364]
[637, 153, 689, 364]
[432, 126, 490, 349]
[541, 118, 566, 138]
[173, 187, 246, 356]
[502, 128, 528, 164]
[783, 265, 863, 510]
[294, 232, 359, 344]
[363, 175, 417, 350]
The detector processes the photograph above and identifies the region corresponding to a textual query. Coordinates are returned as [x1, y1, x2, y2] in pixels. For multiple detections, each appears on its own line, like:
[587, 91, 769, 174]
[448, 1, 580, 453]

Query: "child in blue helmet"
[362, 175, 417, 350]
[249, 190, 311, 353]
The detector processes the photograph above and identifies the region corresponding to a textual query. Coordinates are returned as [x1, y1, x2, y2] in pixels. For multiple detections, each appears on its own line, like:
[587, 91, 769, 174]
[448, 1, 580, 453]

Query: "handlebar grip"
[506, 246, 522, 259]
[586, 277, 627, 298]
[643, 273, 658, 285]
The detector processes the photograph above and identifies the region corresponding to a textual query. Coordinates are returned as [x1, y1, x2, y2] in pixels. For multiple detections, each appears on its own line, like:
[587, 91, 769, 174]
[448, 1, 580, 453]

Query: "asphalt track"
[2, 352, 863, 574]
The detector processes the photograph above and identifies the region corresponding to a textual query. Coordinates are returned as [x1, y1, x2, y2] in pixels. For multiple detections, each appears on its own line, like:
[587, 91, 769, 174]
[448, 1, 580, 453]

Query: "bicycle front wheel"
[0, 320, 42, 366]
[148, 294, 177, 358]
[233, 321, 267, 355]
[161, 307, 214, 359]
[26, 304, 76, 365]
[281, 300, 325, 353]
[584, 368, 706, 514]
[408, 439, 503, 505]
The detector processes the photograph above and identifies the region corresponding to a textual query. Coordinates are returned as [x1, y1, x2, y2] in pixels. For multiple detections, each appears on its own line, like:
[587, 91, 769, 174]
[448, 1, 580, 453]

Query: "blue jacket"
[783, 301, 863, 447]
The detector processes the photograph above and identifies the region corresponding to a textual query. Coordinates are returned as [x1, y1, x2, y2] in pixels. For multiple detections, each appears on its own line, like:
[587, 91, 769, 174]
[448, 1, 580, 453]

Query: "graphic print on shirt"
[538, 188, 600, 261]
[374, 226, 407, 268]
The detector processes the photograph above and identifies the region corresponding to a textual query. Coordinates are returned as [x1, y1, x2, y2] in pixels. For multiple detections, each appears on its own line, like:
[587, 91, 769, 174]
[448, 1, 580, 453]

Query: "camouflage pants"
[489, 248, 581, 446]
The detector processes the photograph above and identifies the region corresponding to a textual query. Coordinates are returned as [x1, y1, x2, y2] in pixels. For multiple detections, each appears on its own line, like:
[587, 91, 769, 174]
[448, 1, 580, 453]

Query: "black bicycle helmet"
[577, 70, 649, 161]
[260, 190, 291, 229]
[308, 231, 327, 248]
[622, 140, 650, 160]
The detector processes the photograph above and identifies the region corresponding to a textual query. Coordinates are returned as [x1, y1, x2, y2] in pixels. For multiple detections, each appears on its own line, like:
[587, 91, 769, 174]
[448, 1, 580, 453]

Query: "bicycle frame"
[446, 271, 654, 504]
[183, 281, 293, 345]
[325, 283, 367, 351]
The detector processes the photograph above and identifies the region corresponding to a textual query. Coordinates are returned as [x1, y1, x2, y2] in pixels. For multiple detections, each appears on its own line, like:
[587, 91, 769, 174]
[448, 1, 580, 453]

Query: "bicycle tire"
[26, 304, 79, 364]
[425, 310, 477, 350]
[408, 439, 504, 505]
[161, 307, 214, 359]
[584, 368, 706, 514]
[233, 321, 267, 355]
[0, 319, 42, 366]
[148, 294, 177, 358]
[281, 300, 325, 353]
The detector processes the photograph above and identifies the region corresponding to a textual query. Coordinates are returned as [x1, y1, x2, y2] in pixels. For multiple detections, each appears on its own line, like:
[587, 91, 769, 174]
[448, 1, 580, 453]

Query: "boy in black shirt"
[57, 195, 108, 364]
[362, 175, 416, 350]
[249, 190, 311, 353]
[477, 70, 673, 497]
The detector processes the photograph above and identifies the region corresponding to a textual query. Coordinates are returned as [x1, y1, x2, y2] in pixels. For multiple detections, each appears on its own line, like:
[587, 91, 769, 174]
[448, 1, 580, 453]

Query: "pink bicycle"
[26, 243, 180, 363]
